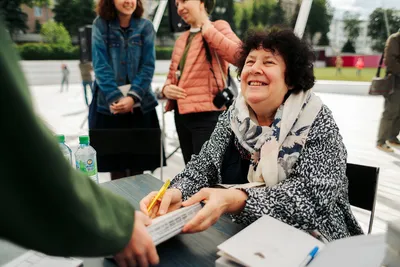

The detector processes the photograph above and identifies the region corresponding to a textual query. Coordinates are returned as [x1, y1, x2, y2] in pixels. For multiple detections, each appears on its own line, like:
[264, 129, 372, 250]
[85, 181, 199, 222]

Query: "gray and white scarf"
[229, 90, 322, 187]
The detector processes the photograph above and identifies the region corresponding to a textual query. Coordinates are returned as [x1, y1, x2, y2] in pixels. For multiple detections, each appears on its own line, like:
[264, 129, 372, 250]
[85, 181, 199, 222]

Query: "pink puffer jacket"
[163, 20, 241, 114]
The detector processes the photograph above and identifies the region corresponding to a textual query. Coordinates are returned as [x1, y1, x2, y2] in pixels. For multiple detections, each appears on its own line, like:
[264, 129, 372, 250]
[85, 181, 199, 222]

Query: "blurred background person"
[90, 0, 163, 180]
[161, 0, 241, 165]
[355, 57, 364, 77]
[60, 63, 69, 93]
[79, 61, 93, 106]
[335, 55, 343, 76]
[376, 29, 400, 152]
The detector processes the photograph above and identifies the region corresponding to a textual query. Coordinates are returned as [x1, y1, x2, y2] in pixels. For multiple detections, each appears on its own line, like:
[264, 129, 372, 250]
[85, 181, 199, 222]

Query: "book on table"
[216, 215, 385, 267]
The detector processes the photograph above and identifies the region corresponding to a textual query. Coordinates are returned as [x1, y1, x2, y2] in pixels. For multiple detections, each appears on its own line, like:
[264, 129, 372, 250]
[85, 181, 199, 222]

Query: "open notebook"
[216, 215, 385, 267]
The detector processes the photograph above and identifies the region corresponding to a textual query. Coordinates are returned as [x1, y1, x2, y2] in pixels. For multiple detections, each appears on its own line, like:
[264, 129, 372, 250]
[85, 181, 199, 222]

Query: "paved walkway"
[30, 83, 400, 234]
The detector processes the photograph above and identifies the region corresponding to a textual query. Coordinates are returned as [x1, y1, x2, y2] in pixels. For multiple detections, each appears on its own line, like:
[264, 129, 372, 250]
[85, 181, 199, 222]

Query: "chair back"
[346, 163, 379, 234]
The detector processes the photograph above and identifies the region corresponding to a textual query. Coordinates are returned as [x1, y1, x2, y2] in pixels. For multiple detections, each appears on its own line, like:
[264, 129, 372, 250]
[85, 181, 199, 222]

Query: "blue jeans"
[82, 81, 93, 106]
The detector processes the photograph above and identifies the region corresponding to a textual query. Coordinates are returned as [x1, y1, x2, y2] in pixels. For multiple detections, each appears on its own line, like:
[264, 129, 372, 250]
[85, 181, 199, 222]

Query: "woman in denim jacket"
[90, 0, 163, 179]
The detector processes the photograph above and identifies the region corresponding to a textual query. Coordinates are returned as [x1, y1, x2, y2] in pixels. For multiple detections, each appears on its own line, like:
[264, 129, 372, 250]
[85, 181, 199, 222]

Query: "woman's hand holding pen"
[163, 85, 187, 100]
[110, 96, 134, 114]
[140, 188, 183, 219]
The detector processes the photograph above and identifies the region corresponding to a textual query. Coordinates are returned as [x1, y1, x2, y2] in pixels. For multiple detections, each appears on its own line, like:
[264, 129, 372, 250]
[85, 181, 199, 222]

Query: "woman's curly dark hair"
[236, 28, 316, 93]
[96, 0, 144, 21]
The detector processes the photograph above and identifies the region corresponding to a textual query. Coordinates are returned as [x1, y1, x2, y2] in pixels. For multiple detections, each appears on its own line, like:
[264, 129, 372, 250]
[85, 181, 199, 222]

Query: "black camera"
[213, 88, 234, 109]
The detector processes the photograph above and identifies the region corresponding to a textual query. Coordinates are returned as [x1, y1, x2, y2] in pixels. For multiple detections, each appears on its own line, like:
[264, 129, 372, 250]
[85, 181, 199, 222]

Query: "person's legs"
[387, 89, 400, 146]
[174, 111, 194, 165]
[188, 111, 221, 157]
[66, 78, 69, 92]
[377, 90, 400, 151]
[60, 78, 65, 92]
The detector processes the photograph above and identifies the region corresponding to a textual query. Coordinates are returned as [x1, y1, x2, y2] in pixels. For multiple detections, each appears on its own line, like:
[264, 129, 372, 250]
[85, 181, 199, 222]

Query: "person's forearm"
[0, 22, 134, 256]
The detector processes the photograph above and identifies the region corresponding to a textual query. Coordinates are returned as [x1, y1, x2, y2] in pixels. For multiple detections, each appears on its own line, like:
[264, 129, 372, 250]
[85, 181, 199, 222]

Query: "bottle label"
[76, 158, 97, 177]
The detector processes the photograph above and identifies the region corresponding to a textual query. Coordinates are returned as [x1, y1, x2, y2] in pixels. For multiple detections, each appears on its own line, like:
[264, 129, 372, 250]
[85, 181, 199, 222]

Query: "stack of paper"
[147, 203, 202, 246]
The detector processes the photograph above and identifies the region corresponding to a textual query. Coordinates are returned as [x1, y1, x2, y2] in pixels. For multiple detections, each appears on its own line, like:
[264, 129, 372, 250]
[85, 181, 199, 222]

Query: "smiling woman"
[89, 0, 164, 180]
[141, 28, 364, 242]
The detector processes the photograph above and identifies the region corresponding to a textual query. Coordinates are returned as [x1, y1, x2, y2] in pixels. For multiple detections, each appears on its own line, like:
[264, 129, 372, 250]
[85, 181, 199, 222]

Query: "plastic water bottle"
[75, 135, 99, 183]
[56, 134, 72, 166]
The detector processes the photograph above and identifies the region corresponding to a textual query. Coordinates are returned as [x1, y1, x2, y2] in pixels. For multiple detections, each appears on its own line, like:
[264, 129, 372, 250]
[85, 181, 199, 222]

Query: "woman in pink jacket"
[162, 0, 241, 164]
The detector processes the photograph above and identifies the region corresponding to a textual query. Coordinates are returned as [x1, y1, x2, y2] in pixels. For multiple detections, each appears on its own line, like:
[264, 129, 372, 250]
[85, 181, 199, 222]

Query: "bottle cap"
[79, 135, 90, 145]
[56, 134, 65, 143]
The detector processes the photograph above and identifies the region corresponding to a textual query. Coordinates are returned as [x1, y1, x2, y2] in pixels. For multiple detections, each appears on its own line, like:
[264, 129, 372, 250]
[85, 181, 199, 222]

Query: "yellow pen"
[147, 179, 171, 213]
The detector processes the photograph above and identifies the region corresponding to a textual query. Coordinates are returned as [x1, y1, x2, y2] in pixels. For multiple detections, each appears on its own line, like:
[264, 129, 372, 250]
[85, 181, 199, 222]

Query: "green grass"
[156, 67, 380, 82]
[314, 67, 378, 82]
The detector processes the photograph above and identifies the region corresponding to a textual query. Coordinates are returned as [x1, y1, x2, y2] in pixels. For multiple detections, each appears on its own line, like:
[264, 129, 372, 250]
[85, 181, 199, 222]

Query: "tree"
[239, 9, 250, 39]
[319, 33, 330, 46]
[40, 21, 71, 46]
[305, 0, 333, 44]
[342, 11, 361, 51]
[0, 0, 28, 36]
[53, 0, 77, 35]
[250, 0, 259, 27]
[35, 19, 41, 33]
[341, 39, 356, 53]
[21, 0, 50, 6]
[367, 8, 400, 52]
[53, 0, 96, 36]
[269, 0, 286, 26]
[290, 3, 300, 29]
[212, 0, 235, 31]
[76, 0, 96, 30]
[258, 1, 271, 27]
[156, 6, 175, 46]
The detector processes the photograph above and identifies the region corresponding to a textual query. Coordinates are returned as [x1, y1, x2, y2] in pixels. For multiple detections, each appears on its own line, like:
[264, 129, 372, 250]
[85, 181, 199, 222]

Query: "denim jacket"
[92, 16, 158, 115]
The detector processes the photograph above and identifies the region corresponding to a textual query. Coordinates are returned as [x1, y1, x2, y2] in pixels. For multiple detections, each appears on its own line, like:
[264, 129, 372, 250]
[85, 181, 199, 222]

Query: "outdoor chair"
[346, 163, 380, 234]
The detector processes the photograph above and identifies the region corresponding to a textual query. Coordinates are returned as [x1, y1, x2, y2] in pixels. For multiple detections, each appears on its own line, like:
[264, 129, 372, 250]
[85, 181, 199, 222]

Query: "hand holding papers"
[147, 203, 202, 246]
[140, 180, 202, 246]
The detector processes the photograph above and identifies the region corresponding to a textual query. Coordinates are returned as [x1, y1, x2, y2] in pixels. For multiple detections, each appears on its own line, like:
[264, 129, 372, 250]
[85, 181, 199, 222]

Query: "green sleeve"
[0, 21, 135, 257]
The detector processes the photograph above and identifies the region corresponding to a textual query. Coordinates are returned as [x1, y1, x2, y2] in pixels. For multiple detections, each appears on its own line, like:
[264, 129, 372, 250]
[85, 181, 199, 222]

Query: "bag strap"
[376, 52, 384, 77]
[202, 37, 221, 91]
[214, 50, 228, 88]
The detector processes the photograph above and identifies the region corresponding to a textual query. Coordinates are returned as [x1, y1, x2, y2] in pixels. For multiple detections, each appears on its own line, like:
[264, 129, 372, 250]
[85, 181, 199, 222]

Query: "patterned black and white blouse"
[170, 105, 364, 241]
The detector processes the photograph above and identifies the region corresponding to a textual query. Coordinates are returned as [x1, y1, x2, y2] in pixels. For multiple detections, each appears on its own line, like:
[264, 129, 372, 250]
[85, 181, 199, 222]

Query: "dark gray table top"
[0, 174, 243, 266]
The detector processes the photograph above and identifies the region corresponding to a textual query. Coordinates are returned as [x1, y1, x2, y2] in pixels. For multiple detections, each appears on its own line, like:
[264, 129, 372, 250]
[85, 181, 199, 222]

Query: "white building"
[329, 19, 373, 54]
